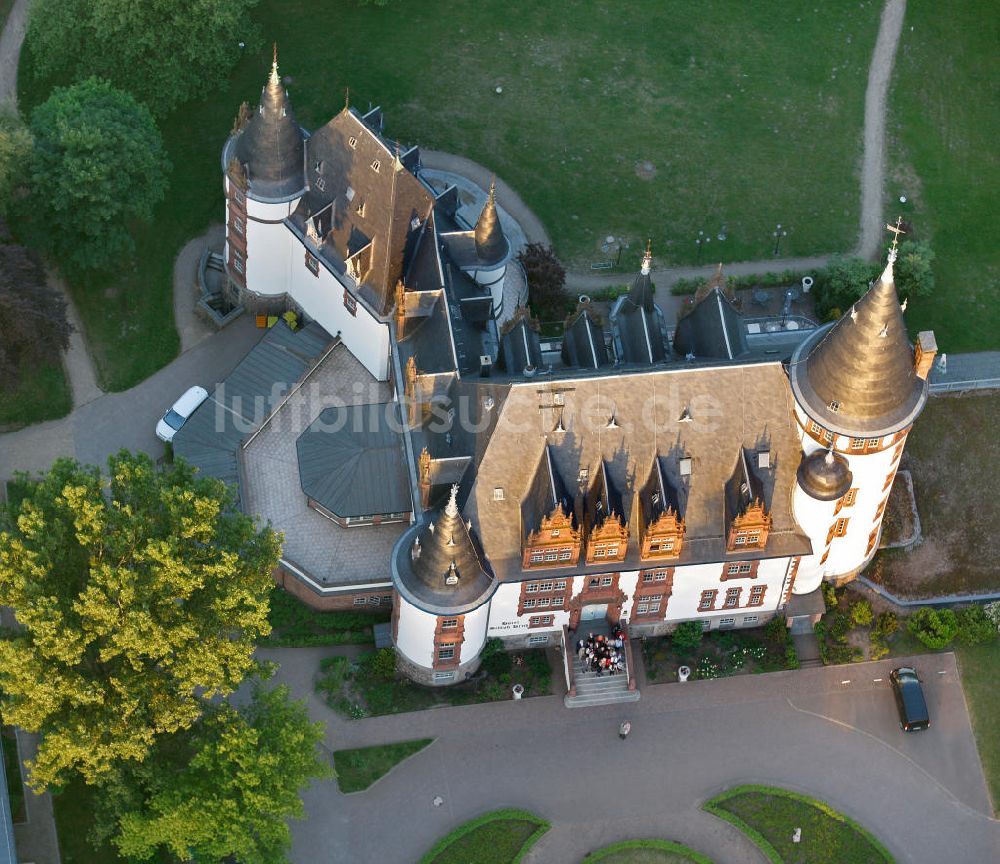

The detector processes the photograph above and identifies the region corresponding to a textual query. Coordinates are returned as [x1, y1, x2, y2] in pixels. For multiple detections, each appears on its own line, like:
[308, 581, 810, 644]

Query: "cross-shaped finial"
[885, 216, 906, 258]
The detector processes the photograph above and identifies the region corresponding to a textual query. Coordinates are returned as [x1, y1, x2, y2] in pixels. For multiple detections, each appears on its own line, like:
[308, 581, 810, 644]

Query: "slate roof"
[233, 55, 306, 200]
[724, 447, 767, 528]
[588, 460, 627, 530]
[673, 287, 748, 360]
[473, 181, 508, 265]
[561, 307, 610, 369]
[789, 254, 927, 436]
[172, 322, 333, 501]
[463, 363, 812, 581]
[639, 454, 684, 527]
[393, 485, 497, 614]
[611, 295, 668, 365]
[291, 108, 435, 314]
[521, 445, 578, 539]
[500, 308, 544, 375]
[296, 402, 410, 517]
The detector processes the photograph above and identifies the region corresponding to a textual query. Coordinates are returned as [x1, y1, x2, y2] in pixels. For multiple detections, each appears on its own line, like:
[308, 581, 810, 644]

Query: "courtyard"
[262, 646, 999, 864]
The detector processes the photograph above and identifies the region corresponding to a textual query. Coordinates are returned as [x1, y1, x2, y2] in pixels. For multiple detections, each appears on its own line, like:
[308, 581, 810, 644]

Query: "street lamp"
[772, 223, 787, 257]
[696, 230, 704, 264]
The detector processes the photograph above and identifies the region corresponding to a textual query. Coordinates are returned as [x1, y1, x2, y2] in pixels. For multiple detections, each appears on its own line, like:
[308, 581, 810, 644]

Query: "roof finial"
[344, 86, 350, 111]
[269, 43, 280, 86]
[445, 483, 460, 518]
[488, 175, 496, 204]
[878, 216, 905, 285]
[641, 238, 652, 275]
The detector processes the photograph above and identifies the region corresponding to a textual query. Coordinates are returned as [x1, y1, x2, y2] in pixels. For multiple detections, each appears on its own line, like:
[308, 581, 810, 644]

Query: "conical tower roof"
[409, 484, 492, 595]
[234, 45, 305, 199]
[789, 247, 926, 436]
[628, 239, 654, 312]
[474, 178, 508, 265]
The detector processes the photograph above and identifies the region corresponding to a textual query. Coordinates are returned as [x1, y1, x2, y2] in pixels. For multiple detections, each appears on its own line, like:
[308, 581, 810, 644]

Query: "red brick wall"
[272, 565, 392, 611]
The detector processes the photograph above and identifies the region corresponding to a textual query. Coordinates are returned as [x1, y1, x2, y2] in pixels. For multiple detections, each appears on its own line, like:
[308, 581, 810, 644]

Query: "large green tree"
[29, 78, 170, 271]
[25, 0, 259, 117]
[0, 452, 281, 790]
[109, 684, 330, 864]
[0, 109, 33, 216]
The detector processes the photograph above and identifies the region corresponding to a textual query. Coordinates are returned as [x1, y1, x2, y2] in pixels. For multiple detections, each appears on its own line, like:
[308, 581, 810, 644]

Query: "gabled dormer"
[585, 460, 629, 564]
[725, 448, 771, 551]
[521, 446, 581, 569]
[638, 455, 685, 560]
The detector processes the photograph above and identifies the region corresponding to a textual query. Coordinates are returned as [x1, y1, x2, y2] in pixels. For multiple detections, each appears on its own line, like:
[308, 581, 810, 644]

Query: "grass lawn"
[0, 359, 72, 429]
[265, 586, 389, 646]
[956, 641, 1000, 815]
[870, 393, 1000, 598]
[420, 808, 549, 864]
[582, 839, 713, 864]
[333, 738, 432, 793]
[52, 778, 125, 864]
[19, 1, 881, 388]
[888, 0, 1000, 353]
[703, 785, 893, 864]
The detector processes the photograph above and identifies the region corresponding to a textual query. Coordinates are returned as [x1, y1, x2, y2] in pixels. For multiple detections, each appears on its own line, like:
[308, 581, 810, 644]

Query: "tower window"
[315, 176, 326, 192]
[349, 136, 357, 148]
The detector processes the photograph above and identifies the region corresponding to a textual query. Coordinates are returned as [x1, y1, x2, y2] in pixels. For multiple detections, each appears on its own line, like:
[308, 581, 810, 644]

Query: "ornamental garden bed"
[317, 641, 553, 719]
[582, 839, 714, 863]
[265, 587, 390, 647]
[642, 617, 799, 683]
[419, 808, 549, 864]
[333, 738, 433, 793]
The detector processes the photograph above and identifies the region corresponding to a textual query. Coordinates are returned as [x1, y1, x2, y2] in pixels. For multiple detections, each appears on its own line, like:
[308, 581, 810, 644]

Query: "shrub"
[316, 656, 350, 699]
[982, 601, 1000, 630]
[894, 240, 935, 299]
[869, 640, 889, 661]
[821, 582, 838, 611]
[873, 611, 898, 639]
[906, 608, 959, 650]
[359, 648, 398, 681]
[764, 615, 789, 646]
[518, 243, 567, 320]
[828, 611, 852, 643]
[956, 605, 997, 646]
[784, 645, 800, 670]
[671, 621, 704, 653]
[482, 642, 512, 677]
[850, 598, 874, 627]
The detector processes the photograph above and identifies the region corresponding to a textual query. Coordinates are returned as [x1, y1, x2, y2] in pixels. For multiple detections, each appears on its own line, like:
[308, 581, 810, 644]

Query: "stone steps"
[564, 660, 640, 708]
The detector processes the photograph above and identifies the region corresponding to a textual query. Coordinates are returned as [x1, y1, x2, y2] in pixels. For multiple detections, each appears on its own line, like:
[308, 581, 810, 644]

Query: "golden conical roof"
[474, 178, 508, 264]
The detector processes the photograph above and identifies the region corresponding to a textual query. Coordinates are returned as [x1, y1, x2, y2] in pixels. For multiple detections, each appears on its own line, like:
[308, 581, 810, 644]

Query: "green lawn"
[956, 641, 1000, 815]
[19, 1, 881, 389]
[333, 738, 432, 793]
[52, 778, 125, 864]
[873, 393, 1000, 598]
[582, 839, 714, 864]
[420, 808, 549, 864]
[888, 1, 1000, 352]
[0, 359, 72, 429]
[703, 785, 893, 864]
[265, 586, 389, 646]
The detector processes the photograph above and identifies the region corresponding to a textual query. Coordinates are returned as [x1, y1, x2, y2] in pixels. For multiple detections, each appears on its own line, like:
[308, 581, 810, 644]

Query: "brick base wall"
[396, 648, 482, 687]
[273, 566, 392, 612]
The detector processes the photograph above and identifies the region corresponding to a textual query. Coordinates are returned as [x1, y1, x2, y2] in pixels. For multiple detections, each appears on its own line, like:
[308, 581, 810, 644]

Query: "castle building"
[180, 53, 937, 693]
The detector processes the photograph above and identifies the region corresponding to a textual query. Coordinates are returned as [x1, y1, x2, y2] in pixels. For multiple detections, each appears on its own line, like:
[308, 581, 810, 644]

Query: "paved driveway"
[0, 317, 262, 488]
[263, 649, 998, 864]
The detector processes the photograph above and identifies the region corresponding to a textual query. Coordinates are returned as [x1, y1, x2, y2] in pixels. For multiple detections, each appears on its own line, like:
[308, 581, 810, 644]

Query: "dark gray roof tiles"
[673, 286, 748, 360]
[561, 307, 610, 369]
[296, 402, 410, 517]
[724, 447, 768, 529]
[639, 454, 683, 528]
[500, 314, 544, 375]
[233, 55, 306, 200]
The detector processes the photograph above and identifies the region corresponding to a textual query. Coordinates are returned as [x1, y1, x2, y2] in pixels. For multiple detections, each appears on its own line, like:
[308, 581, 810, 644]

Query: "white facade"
[394, 594, 439, 669]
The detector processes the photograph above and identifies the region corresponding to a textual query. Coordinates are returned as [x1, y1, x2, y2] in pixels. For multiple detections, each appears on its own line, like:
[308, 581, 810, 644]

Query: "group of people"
[576, 627, 626, 675]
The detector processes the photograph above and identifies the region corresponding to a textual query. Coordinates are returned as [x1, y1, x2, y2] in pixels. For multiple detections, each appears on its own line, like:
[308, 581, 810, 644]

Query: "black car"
[890, 667, 930, 732]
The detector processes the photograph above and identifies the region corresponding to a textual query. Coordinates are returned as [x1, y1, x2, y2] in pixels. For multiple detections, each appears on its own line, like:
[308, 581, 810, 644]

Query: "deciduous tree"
[29, 78, 170, 271]
[894, 240, 935, 299]
[0, 109, 32, 216]
[518, 242, 568, 321]
[25, 0, 260, 116]
[0, 452, 280, 790]
[110, 684, 329, 864]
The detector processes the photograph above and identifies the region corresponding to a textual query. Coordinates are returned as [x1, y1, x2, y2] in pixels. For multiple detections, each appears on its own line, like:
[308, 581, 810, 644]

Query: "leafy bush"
[316, 656, 350, 699]
[850, 598, 874, 627]
[764, 615, 789, 646]
[869, 641, 889, 661]
[906, 608, 959, 650]
[983, 601, 1000, 629]
[518, 243, 567, 320]
[828, 611, 852, 644]
[956, 605, 997, 646]
[894, 240, 935, 299]
[482, 642, 512, 677]
[671, 621, 704, 653]
[821, 582, 838, 611]
[784, 645, 800, 670]
[359, 648, 398, 681]
[873, 611, 898, 639]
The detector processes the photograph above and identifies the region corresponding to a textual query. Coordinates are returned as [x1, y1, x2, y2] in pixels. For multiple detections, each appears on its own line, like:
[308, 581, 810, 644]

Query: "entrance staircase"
[563, 627, 641, 708]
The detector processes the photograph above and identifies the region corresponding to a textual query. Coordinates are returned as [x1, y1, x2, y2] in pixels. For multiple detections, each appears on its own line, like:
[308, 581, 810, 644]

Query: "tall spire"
[641, 238, 652, 275]
[473, 176, 508, 265]
[269, 43, 280, 86]
[788, 218, 926, 435]
[407, 483, 491, 591]
[628, 238, 654, 312]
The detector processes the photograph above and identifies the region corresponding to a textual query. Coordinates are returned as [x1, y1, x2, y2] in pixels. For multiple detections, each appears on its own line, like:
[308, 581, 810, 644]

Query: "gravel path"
[0, 0, 27, 106]
[173, 225, 223, 353]
[857, 0, 907, 259]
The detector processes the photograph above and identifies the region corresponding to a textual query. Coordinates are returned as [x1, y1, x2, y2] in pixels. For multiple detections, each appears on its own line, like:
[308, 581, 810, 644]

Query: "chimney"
[914, 331, 938, 380]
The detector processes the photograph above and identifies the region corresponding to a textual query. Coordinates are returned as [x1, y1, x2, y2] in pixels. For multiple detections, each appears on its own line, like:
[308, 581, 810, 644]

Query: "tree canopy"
[0, 109, 32, 216]
[518, 242, 568, 321]
[0, 452, 281, 790]
[25, 0, 260, 117]
[0, 241, 71, 389]
[29, 78, 170, 271]
[111, 684, 330, 864]
[894, 240, 935, 300]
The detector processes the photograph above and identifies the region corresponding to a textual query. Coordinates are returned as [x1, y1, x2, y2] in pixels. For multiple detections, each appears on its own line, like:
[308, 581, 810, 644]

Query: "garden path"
[48, 268, 104, 407]
[0, 0, 27, 107]
[173, 225, 222, 353]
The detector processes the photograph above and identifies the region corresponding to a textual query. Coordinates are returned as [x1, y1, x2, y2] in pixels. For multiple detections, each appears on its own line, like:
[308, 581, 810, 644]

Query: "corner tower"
[391, 484, 497, 685]
[222, 46, 307, 300]
[789, 224, 936, 592]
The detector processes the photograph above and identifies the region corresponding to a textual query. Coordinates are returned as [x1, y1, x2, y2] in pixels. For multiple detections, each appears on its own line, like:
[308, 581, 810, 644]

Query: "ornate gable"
[522, 446, 581, 569]
[585, 461, 629, 564]
[725, 448, 771, 551]
[638, 455, 685, 560]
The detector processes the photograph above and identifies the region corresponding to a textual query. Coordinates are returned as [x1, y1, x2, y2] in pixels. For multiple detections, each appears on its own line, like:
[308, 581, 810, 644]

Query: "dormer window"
[357, 201, 365, 217]
[349, 136, 357, 149]
[371, 159, 381, 172]
[315, 177, 326, 192]
[314, 160, 324, 174]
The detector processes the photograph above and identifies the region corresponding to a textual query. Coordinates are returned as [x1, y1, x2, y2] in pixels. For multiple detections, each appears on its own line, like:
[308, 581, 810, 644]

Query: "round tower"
[789, 230, 936, 588]
[391, 484, 497, 686]
[470, 179, 511, 322]
[221, 45, 307, 299]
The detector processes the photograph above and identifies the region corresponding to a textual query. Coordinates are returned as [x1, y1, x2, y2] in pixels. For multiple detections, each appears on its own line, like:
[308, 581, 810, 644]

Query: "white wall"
[460, 603, 490, 664]
[395, 595, 438, 669]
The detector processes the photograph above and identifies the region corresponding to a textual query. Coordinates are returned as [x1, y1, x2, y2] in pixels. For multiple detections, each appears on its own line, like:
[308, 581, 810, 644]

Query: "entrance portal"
[580, 603, 608, 622]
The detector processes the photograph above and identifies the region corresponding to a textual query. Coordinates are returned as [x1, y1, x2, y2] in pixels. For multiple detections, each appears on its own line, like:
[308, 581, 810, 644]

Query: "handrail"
[621, 620, 637, 692]
[562, 625, 576, 697]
